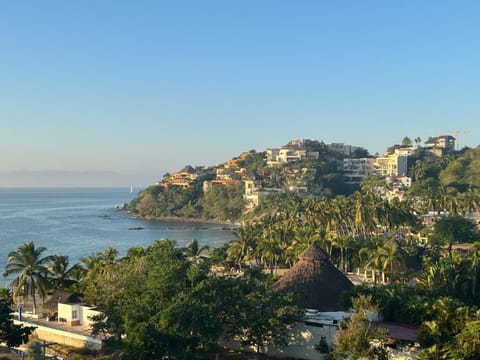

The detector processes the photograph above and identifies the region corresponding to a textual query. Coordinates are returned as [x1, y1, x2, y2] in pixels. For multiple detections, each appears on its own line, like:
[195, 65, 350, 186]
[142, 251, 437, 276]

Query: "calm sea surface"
[0, 188, 236, 284]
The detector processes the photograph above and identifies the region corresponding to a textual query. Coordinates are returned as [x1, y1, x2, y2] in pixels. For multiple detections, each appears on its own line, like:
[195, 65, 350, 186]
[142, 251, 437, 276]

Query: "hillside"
[440, 146, 480, 188]
[128, 139, 480, 223]
[129, 179, 245, 222]
[128, 139, 367, 222]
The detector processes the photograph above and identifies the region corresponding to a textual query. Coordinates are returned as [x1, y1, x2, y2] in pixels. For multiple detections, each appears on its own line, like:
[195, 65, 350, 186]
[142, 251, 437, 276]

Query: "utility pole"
[41, 341, 58, 360]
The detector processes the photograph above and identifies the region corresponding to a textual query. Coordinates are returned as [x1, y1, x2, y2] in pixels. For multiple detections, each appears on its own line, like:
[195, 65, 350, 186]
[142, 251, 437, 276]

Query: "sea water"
[0, 188, 236, 284]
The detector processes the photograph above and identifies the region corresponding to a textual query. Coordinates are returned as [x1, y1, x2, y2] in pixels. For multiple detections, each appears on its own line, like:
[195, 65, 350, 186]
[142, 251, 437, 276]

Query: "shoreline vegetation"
[131, 213, 240, 228]
[127, 181, 245, 225]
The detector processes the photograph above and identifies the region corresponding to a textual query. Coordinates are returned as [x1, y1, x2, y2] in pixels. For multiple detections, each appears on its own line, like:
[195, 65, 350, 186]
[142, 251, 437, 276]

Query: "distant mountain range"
[0, 170, 159, 188]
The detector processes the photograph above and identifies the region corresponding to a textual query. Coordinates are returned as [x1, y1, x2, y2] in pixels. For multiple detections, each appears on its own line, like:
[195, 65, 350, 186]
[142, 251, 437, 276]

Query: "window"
[72, 310, 78, 320]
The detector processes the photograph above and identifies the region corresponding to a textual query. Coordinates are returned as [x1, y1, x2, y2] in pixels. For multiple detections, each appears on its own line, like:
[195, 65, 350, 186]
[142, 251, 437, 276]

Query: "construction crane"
[455, 130, 470, 150]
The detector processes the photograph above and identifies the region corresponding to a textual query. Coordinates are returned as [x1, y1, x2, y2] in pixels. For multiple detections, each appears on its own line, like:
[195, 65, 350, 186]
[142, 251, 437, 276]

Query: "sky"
[1, 1, 479, 186]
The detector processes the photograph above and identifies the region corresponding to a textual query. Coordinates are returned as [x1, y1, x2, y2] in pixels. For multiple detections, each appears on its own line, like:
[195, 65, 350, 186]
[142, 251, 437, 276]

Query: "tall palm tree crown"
[3, 241, 53, 314]
[48, 254, 80, 290]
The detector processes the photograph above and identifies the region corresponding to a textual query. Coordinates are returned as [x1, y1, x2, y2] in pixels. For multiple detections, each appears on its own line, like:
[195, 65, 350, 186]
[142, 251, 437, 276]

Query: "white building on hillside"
[375, 154, 408, 176]
[343, 158, 375, 184]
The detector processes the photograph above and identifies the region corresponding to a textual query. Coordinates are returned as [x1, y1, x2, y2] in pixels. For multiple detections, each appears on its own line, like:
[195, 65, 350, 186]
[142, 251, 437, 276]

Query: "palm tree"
[461, 186, 480, 214]
[184, 238, 210, 261]
[359, 238, 386, 284]
[379, 244, 404, 281]
[102, 246, 118, 266]
[369, 247, 388, 284]
[468, 242, 480, 303]
[332, 235, 355, 273]
[227, 225, 257, 271]
[79, 252, 107, 285]
[415, 137, 422, 148]
[401, 136, 412, 147]
[285, 226, 317, 265]
[48, 254, 80, 290]
[411, 160, 425, 181]
[80, 252, 104, 272]
[256, 237, 282, 275]
[360, 175, 388, 197]
[3, 241, 53, 314]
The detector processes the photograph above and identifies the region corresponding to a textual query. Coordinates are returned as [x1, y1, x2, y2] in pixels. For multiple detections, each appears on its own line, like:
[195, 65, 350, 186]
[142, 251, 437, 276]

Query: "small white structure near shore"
[14, 291, 104, 350]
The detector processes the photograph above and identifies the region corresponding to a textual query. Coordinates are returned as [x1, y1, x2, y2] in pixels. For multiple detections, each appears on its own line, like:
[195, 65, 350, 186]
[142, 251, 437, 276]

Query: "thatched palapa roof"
[178, 165, 196, 174]
[271, 243, 353, 311]
[42, 291, 83, 313]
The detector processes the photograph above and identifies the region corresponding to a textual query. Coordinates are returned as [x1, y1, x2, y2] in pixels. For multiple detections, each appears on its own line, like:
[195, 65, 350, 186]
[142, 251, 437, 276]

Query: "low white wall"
[14, 320, 102, 350]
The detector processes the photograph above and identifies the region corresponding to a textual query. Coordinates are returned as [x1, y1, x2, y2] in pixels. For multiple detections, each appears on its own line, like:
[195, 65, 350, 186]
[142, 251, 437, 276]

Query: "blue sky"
[1, 1, 479, 185]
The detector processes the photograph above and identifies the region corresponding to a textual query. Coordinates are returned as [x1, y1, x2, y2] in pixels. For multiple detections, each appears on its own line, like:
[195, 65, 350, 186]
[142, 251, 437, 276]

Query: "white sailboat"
[130, 185, 133, 193]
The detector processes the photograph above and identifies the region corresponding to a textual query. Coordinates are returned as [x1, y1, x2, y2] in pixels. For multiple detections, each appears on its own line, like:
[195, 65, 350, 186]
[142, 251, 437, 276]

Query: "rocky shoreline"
[131, 214, 241, 229]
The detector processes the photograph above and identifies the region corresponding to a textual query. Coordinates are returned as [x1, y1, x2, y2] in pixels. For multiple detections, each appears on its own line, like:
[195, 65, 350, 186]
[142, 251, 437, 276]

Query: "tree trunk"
[345, 249, 348, 273]
[340, 248, 344, 272]
[32, 294, 37, 315]
[31, 277, 38, 314]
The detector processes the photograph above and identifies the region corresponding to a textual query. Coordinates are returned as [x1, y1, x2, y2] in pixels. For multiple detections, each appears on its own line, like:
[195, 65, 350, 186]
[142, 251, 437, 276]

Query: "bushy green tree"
[0, 288, 35, 348]
[198, 182, 245, 221]
[84, 240, 300, 359]
[430, 216, 480, 250]
[128, 184, 202, 219]
[229, 269, 301, 355]
[332, 295, 389, 360]
[448, 318, 480, 359]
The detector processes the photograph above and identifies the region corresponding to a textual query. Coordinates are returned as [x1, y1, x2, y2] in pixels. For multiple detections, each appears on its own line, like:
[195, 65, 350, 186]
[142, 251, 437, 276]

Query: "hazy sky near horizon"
[1, 1, 479, 185]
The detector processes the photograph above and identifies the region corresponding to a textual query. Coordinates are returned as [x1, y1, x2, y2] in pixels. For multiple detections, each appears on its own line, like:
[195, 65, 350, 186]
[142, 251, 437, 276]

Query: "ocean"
[0, 188, 236, 285]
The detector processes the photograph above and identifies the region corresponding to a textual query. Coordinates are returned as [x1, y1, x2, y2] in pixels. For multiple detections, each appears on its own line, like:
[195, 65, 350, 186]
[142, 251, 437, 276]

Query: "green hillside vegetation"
[128, 140, 372, 222]
[198, 181, 245, 221]
[129, 182, 203, 219]
[440, 146, 480, 188]
[129, 179, 245, 222]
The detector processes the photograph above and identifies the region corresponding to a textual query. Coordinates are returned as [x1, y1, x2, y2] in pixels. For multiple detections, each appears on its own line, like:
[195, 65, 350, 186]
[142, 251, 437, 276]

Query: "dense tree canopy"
[332, 295, 388, 360]
[440, 146, 480, 188]
[430, 216, 480, 249]
[82, 239, 300, 359]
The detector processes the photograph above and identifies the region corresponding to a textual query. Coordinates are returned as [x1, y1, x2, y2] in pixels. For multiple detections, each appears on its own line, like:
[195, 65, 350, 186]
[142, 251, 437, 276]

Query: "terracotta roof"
[381, 322, 418, 342]
[271, 243, 353, 311]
